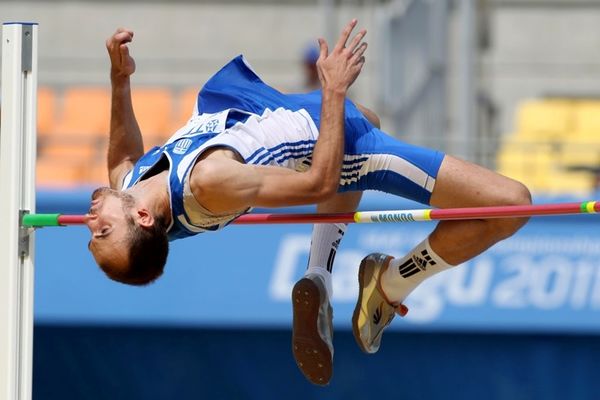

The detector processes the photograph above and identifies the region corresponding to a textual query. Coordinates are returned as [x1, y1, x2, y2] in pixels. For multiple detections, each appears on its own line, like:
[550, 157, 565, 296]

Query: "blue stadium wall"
[33, 190, 600, 399]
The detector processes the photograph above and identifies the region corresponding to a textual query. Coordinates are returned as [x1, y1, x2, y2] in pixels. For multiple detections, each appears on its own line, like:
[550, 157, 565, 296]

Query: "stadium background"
[3, 0, 600, 398]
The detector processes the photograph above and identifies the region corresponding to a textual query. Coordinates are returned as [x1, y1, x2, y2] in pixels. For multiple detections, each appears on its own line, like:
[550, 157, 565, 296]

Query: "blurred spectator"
[301, 42, 321, 91]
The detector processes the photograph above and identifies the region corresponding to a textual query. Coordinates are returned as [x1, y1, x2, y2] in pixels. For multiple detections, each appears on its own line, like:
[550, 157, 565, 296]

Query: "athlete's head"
[85, 187, 169, 285]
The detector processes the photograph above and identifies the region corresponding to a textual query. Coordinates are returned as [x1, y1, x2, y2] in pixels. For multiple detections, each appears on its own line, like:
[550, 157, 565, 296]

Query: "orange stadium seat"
[53, 87, 111, 135]
[36, 137, 107, 187]
[131, 87, 173, 148]
[40, 140, 97, 161]
[85, 139, 109, 186]
[37, 86, 58, 161]
[36, 87, 110, 187]
[86, 163, 110, 186]
[36, 157, 88, 188]
[37, 86, 57, 136]
[171, 88, 199, 131]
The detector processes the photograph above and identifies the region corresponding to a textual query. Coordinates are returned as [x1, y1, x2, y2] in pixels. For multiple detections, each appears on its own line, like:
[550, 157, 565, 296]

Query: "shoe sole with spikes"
[292, 277, 333, 386]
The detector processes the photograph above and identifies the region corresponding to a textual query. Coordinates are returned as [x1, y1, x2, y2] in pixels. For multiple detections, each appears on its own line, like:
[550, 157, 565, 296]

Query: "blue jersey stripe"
[275, 150, 313, 163]
[267, 139, 316, 153]
[245, 147, 268, 163]
[253, 150, 276, 165]
[343, 157, 369, 165]
[270, 144, 315, 160]
[342, 163, 366, 174]
[251, 141, 316, 166]
[258, 154, 277, 165]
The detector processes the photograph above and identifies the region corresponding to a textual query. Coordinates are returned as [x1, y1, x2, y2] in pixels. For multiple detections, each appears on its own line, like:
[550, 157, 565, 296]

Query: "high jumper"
[82, 20, 530, 385]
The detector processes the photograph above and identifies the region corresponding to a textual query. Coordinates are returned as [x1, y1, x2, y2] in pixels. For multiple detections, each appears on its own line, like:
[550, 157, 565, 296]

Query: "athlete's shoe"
[352, 253, 409, 354]
[292, 274, 334, 386]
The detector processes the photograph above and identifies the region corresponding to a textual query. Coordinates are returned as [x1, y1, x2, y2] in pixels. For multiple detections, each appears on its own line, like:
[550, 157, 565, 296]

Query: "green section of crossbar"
[21, 213, 60, 227]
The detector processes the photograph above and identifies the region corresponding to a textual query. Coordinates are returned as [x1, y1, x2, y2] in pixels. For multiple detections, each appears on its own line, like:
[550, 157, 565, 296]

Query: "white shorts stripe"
[339, 153, 436, 193]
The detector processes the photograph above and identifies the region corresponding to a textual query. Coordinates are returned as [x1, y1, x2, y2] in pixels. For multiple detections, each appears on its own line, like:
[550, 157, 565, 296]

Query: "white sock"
[305, 223, 347, 298]
[381, 238, 454, 304]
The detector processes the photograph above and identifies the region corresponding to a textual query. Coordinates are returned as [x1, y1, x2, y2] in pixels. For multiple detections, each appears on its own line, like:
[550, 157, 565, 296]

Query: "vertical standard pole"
[0, 22, 38, 400]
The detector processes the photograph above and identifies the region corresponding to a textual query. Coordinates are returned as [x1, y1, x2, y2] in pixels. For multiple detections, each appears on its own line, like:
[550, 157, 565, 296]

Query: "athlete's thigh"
[430, 155, 529, 208]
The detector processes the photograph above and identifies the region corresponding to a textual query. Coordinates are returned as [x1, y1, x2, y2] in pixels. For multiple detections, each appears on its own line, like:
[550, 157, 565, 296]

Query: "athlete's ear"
[136, 208, 154, 228]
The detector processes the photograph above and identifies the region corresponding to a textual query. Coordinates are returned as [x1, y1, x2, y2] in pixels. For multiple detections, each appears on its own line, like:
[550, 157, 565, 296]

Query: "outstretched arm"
[105, 28, 144, 189]
[193, 20, 368, 211]
[306, 18, 367, 199]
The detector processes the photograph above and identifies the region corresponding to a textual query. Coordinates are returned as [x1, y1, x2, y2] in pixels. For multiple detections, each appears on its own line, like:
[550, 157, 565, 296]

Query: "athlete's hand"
[106, 28, 136, 81]
[316, 19, 367, 94]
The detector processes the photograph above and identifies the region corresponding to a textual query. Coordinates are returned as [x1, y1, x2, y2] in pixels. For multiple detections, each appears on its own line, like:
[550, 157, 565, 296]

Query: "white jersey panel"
[213, 107, 318, 171]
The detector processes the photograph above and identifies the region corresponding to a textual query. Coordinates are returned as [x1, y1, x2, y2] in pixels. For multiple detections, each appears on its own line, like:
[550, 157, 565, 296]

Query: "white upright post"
[0, 22, 38, 400]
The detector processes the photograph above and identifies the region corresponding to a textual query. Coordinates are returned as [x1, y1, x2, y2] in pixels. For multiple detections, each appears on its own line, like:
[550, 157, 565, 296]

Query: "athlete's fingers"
[346, 29, 366, 54]
[350, 42, 368, 64]
[120, 43, 130, 61]
[351, 57, 365, 77]
[357, 56, 366, 69]
[115, 27, 134, 37]
[114, 31, 133, 45]
[333, 19, 358, 53]
[317, 37, 328, 60]
[106, 30, 133, 56]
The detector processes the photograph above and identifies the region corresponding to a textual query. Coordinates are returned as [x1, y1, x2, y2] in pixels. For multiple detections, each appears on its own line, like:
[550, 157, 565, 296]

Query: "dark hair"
[101, 214, 169, 286]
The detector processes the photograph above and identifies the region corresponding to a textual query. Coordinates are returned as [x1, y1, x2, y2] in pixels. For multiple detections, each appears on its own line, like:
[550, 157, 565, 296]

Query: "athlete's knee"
[488, 180, 532, 240]
[510, 180, 532, 207]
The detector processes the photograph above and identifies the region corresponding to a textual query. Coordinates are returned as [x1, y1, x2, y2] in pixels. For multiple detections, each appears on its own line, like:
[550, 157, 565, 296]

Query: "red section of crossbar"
[233, 212, 356, 224]
[429, 202, 598, 220]
[57, 215, 86, 225]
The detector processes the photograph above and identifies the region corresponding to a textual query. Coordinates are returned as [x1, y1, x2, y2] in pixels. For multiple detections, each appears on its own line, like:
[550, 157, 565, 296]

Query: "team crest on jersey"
[204, 118, 219, 132]
[174, 138, 193, 155]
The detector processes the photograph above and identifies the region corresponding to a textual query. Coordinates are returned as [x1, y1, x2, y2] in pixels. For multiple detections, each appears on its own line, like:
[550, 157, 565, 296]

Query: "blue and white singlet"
[122, 55, 444, 241]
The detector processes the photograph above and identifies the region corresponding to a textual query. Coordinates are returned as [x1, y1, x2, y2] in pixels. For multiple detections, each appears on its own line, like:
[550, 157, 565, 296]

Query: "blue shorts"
[290, 91, 445, 205]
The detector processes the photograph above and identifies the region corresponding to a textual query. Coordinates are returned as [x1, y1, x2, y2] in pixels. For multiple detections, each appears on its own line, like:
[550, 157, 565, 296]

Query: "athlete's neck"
[125, 170, 172, 225]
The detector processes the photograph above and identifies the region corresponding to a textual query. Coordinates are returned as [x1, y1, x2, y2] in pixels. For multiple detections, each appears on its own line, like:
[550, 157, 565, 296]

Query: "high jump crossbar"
[0, 23, 38, 400]
[21, 201, 600, 227]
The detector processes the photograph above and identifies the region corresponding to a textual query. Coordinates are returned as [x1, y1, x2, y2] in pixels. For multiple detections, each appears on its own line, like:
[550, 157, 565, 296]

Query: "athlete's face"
[84, 187, 136, 270]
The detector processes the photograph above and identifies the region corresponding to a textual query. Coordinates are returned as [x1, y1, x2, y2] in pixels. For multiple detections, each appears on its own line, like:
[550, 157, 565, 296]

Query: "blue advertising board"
[34, 190, 600, 333]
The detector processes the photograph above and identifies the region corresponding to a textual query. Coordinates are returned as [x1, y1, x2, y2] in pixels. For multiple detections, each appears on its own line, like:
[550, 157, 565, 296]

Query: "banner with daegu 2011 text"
[268, 221, 600, 332]
[34, 192, 600, 333]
